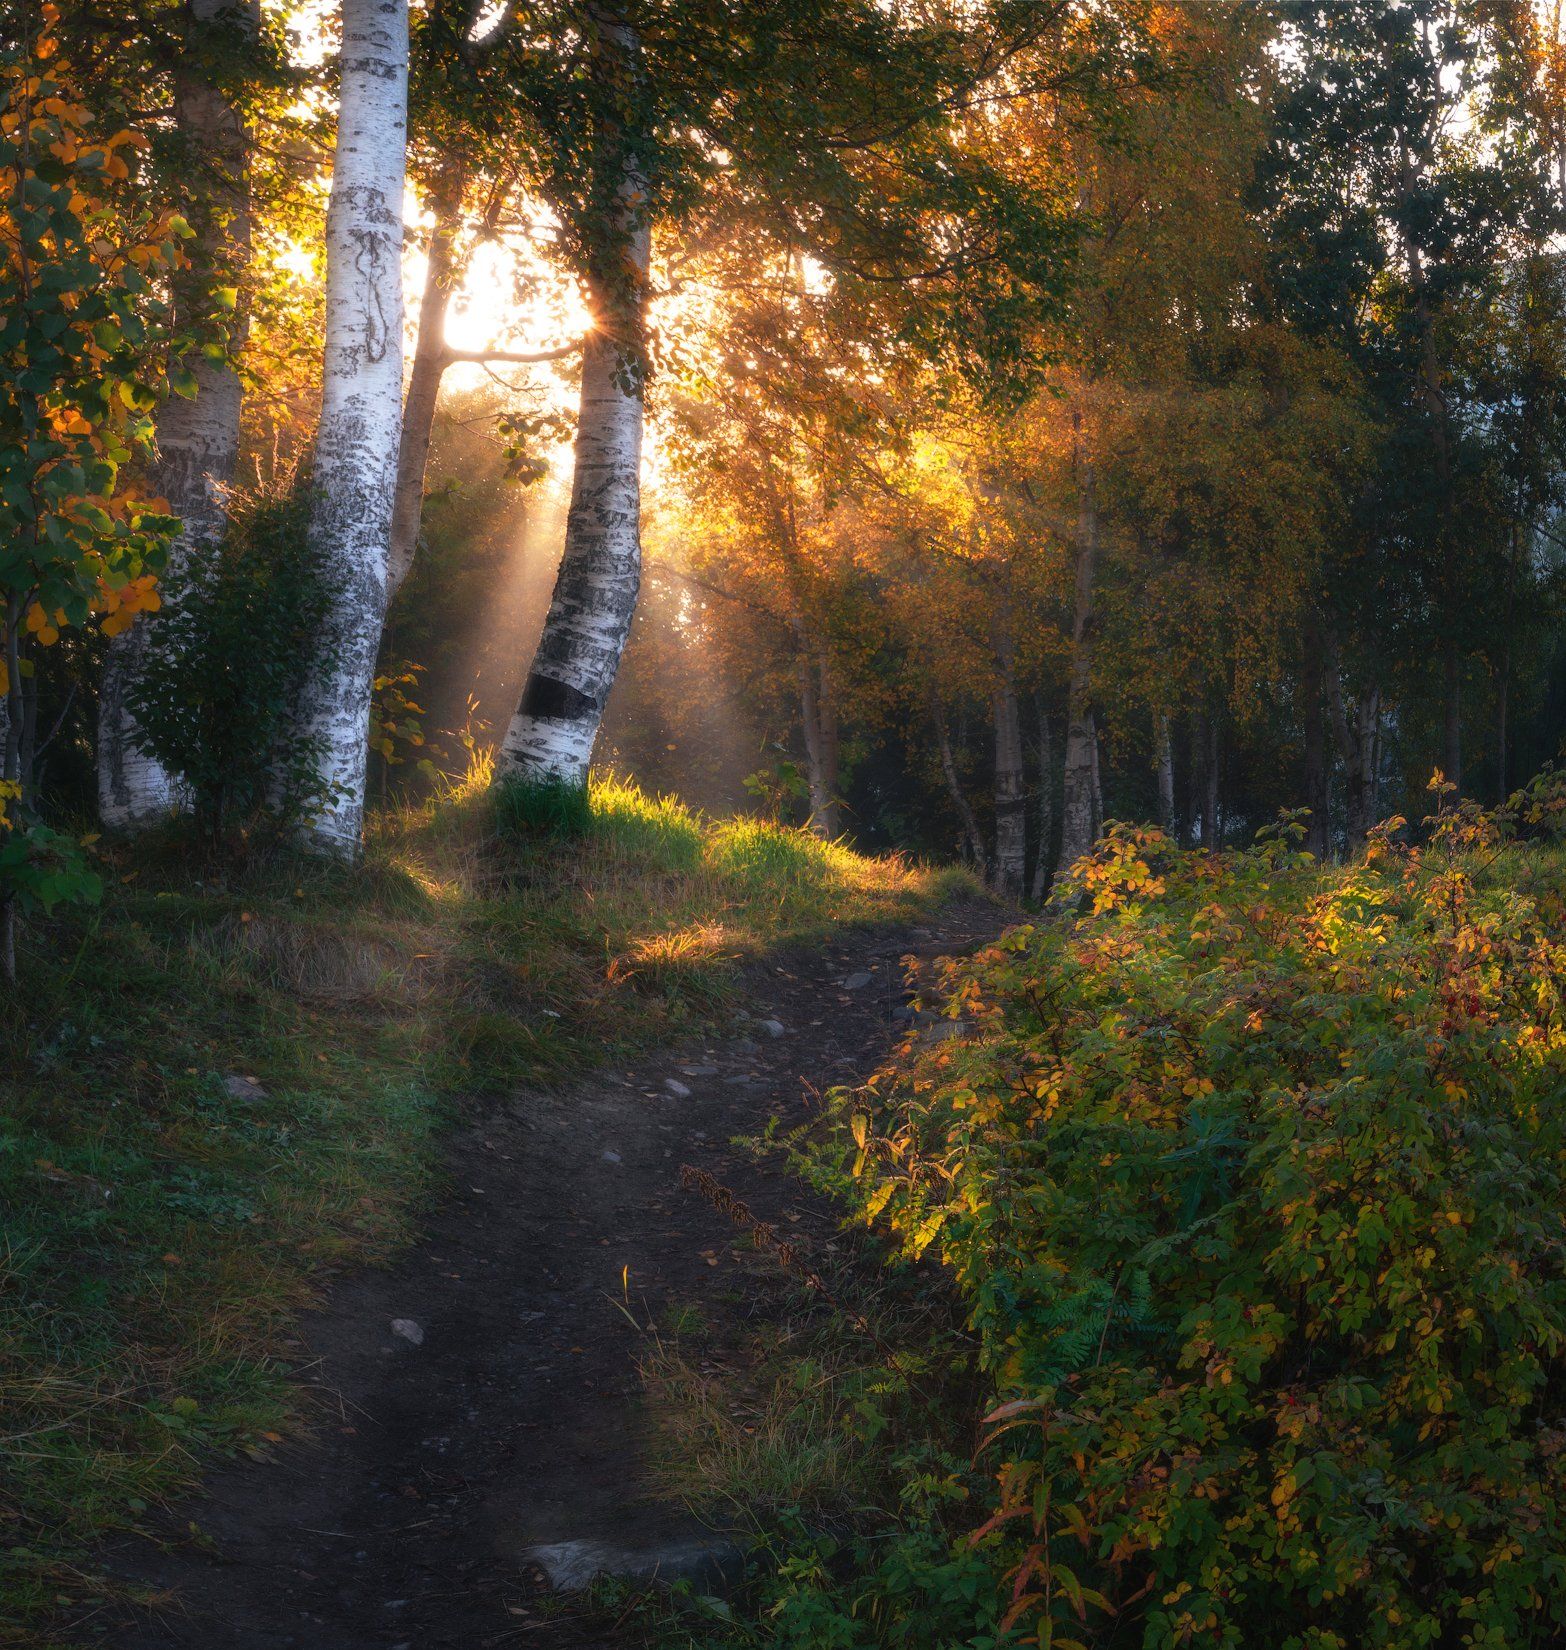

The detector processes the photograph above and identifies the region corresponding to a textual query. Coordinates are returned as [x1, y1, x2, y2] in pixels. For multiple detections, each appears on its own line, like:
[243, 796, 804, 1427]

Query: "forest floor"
[70, 889, 1001, 1649]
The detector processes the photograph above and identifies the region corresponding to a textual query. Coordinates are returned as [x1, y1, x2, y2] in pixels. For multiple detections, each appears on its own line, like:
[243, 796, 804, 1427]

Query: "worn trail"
[92, 902, 1000, 1650]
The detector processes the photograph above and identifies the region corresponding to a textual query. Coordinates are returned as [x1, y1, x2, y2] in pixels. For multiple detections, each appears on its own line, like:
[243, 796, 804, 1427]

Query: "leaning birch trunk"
[97, 0, 256, 829]
[991, 641, 1026, 898]
[496, 20, 649, 788]
[1057, 408, 1099, 877]
[294, 0, 408, 855]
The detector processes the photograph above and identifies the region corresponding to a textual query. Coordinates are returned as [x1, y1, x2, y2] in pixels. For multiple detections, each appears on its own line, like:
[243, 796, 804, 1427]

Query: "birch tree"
[97, 0, 259, 830]
[295, 0, 409, 854]
[495, 9, 648, 786]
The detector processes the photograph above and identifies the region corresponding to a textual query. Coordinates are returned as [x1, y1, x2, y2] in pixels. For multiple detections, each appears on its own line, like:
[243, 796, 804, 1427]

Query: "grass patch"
[0, 769, 971, 1645]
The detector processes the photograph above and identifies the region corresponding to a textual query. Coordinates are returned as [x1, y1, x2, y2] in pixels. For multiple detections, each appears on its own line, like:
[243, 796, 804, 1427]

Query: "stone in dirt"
[757, 1018, 786, 1037]
[664, 1078, 692, 1098]
[223, 1074, 267, 1103]
[841, 970, 874, 990]
[523, 1534, 743, 1593]
[390, 1319, 423, 1346]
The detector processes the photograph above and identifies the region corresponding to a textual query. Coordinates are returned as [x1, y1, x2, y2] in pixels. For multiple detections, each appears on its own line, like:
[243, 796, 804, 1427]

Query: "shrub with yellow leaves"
[779, 796, 1566, 1650]
[0, 7, 181, 978]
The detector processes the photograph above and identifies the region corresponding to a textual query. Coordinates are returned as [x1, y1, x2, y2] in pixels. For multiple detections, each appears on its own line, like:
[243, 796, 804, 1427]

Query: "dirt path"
[90, 901, 1001, 1650]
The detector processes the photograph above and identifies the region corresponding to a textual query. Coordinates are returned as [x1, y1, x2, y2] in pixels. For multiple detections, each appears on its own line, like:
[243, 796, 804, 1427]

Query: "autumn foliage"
[811, 787, 1566, 1648]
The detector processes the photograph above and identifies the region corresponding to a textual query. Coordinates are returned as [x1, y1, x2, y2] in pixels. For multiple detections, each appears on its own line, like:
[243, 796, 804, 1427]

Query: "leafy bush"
[785, 802, 1566, 1650]
[124, 480, 332, 841]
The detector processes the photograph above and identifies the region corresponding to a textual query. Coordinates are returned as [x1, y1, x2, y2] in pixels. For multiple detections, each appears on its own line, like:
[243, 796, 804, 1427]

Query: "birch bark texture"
[296, 0, 409, 854]
[496, 16, 649, 787]
[98, 0, 257, 830]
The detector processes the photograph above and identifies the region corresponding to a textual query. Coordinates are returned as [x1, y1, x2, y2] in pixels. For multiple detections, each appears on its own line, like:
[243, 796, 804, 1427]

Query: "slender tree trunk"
[496, 17, 649, 787]
[1199, 710, 1220, 853]
[1400, 149, 1462, 796]
[387, 170, 466, 599]
[991, 640, 1026, 898]
[1089, 723, 1103, 838]
[1058, 407, 1099, 874]
[97, 0, 257, 830]
[1326, 642, 1380, 853]
[1154, 711, 1176, 839]
[1494, 518, 1521, 802]
[1442, 643, 1462, 795]
[934, 699, 985, 876]
[1031, 697, 1053, 901]
[1300, 633, 1329, 859]
[295, 0, 409, 855]
[1362, 685, 1382, 827]
[797, 647, 839, 838]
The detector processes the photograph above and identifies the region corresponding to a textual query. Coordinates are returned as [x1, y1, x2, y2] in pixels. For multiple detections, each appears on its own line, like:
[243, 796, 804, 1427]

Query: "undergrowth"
[645, 781, 1566, 1650]
[0, 769, 966, 1647]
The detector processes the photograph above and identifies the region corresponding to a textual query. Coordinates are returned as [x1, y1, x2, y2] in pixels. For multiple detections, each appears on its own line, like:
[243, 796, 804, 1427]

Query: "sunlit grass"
[0, 771, 974, 1638]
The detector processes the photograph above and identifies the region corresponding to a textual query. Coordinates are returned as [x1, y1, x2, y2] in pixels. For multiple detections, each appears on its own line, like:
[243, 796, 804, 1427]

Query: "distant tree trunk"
[1058, 407, 1099, 875]
[496, 17, 649, 788]
[1031, 697, 1053, 901]
[1495, 520, 1521, 802]
[991, 638, 1026, 898]
[934, 700, 986, 875]
[1199, 710, 1220, 852]
[1325, 637, 1380, 852]
[1442, 644, 1462, 795]
[387, 170, 467, 600]
[97, 0, 257, 830]
[797, 648, 840, 838]
[1154, 711, 1176, 838]
[1300, 633, 1329, 859]
[1089, 722, 1103, 838]
[295, 0, 409, 855]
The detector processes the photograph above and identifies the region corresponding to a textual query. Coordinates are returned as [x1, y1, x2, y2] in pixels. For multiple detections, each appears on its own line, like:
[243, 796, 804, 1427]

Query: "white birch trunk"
[296, 0, 408, 855]
[98, 0, 256, 830]
[495, 269, 648, 783]
[495, 16, 649, 788]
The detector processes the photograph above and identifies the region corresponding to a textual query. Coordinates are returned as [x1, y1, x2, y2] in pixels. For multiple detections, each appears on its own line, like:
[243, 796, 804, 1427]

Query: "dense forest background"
[6, 0, 1566, 921]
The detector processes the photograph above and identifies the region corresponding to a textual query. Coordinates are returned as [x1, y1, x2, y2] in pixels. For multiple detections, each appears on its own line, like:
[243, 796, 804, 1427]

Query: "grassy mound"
[717, 802, 1566, 1650]
[0, 773, 965, 1644]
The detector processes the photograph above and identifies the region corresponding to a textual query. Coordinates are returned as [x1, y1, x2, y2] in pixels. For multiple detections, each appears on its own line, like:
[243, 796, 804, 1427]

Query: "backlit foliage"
[0, 6, 182, 701]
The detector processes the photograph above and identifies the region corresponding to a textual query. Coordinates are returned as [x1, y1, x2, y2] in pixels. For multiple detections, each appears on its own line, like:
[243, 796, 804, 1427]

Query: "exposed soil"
[88, 899, 1002, 1650]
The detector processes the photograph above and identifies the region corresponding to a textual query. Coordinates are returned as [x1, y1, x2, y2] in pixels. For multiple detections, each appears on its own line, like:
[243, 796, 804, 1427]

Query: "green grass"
[0, 770, 971, 1647]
